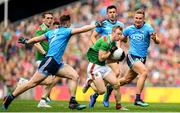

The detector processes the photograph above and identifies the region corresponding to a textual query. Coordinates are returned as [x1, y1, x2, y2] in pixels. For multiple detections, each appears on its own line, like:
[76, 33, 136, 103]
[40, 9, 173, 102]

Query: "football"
[110, 47, 125, 61]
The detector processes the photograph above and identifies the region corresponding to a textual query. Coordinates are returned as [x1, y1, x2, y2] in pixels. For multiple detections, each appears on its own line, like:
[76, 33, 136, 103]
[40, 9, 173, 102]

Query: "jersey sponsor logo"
[131, 33, 145, 41]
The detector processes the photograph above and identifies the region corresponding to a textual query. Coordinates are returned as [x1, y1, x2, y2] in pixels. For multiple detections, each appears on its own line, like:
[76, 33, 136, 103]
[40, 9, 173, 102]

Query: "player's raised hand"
[18, 37, 28, 44]
[151, 33, 157, 40]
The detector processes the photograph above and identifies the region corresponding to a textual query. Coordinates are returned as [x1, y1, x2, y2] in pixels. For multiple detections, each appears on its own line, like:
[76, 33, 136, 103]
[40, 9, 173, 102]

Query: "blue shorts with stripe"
[38, 57, 64, 76]
[127, 54, 146, 68]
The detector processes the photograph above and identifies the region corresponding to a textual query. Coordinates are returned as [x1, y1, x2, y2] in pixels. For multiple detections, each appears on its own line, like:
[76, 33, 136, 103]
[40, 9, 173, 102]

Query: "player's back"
[44, 26, 72, 64]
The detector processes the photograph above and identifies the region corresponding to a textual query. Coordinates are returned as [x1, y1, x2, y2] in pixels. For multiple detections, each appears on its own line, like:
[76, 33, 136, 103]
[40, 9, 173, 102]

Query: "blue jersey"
[96, 19, 124, 35]
[123, 23, 154, 57]
[45, 27, 72, 64]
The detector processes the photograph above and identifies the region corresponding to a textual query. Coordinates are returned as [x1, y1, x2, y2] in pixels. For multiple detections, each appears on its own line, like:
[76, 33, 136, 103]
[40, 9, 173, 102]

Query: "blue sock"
[135, 94, 141, 101]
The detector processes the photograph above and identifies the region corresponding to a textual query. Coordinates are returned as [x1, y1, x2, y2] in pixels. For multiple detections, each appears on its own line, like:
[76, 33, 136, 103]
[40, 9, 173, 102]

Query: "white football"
[110, 48, 125, 60]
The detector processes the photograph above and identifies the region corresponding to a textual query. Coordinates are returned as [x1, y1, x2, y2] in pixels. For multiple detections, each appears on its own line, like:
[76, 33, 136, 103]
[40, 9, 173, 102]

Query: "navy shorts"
[127, 54, 146, 68]
[38, 57, 64, 76]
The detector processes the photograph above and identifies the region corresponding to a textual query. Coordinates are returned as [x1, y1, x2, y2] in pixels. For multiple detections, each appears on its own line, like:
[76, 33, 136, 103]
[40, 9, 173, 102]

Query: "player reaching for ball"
[85, 26, 125, 103]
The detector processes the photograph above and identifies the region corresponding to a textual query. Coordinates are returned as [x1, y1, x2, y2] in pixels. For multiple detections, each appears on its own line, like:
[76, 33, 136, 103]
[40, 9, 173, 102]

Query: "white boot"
[37, 99, 52, 108]
[17, 78, 28, 87]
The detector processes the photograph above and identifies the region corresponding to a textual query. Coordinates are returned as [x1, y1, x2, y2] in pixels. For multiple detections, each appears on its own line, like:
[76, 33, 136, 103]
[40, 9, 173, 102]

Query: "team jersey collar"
[107, 19, 117, 24]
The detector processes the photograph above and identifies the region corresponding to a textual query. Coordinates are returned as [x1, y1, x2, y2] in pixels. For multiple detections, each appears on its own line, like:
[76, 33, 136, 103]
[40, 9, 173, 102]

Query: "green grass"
[0, 100, 180, 112]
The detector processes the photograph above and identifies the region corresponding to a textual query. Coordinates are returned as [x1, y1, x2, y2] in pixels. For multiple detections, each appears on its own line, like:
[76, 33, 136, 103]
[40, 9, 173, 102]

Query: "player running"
[86, 26, 124, 107]
[2, 14, 103, 110]
[17, 12, 61, 108]
[83, 5, 127, 110]
[119, 9, 160, 107]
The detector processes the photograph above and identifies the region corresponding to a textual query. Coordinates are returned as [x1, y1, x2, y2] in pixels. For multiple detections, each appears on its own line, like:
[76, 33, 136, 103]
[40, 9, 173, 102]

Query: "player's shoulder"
[144, 22, 153, 28]
[124, 25, 134, 30]
[116, 21, 124, 27]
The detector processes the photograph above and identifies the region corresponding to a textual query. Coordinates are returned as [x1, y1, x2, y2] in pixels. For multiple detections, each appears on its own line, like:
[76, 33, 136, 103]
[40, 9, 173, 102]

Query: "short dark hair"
[42, 12, 53, 18]
[107, 5, 117, 12]
[60, 15, 71, 23]
[53, 21, 60, 26]
[135, 9, 145, 18]
[112, 26, 123, 32]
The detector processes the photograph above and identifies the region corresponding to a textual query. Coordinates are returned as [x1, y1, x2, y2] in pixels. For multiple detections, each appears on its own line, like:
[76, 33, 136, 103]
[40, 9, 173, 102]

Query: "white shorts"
[87, 62, 112, 81]
[36, 60, 41, 67]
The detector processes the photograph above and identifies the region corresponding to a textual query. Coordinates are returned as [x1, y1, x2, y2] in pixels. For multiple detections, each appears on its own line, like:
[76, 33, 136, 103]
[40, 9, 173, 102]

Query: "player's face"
[43, 14, 54, 27]
[113, 29, 122, 41]
[107, 8, 117, 21]
[134, 13, 144, 28]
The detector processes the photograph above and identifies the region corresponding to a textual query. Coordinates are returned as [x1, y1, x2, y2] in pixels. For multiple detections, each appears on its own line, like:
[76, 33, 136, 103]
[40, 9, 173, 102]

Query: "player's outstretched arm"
[34, 43, 46, 55]
[27, 34, 46, 44]
[90, 31, 99, 44]
[71, 21, 103, 35]
[18, 35, 46, 46]
[71, 24, 96, 35]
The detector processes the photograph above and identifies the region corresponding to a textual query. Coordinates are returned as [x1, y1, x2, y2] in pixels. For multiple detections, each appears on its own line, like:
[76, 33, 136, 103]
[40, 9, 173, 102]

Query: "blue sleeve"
[95, 27, 102, 34]
[148, 25, 154, 34]
[68, 28, 72, 36]
[123, 27, 129, 37]
[44, 30, 51, 40]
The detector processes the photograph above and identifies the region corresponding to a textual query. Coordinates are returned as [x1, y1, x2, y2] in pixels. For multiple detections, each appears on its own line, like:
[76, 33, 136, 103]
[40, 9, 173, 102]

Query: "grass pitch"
[0, 100, 180, 112]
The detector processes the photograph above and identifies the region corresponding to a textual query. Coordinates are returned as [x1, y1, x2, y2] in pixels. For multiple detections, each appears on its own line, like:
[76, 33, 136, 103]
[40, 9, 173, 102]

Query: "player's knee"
[71, 73, 79, 81]
[98, 89, 106, 95]
[141, 68, 148, 78]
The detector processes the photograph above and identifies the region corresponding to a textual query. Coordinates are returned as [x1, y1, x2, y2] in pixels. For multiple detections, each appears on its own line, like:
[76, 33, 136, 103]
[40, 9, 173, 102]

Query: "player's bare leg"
[131, 61, 149, 107]
[3, 71, 47, 110]
[38, 76, 61, 108]
[56, 64, 86, 110]
[119, 69, 137, 86]
[103, 63, 118, 107]
[90, 71, 118, 108]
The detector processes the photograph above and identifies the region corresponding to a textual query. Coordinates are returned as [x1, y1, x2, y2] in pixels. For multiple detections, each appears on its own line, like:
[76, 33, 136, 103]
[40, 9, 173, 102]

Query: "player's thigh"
[90, 82, 98, 92]
[104, 71, 118, 86]
[29, 71, 47, 85]
[131, 61, 148, 75]
[43, 75, 56, 84]
[56, 64, 78, 80]
[93, 77, 106, 94]
[108, 63, 120, 76]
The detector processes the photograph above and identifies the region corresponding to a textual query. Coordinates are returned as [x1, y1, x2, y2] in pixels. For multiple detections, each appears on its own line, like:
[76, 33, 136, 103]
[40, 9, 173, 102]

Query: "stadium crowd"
[0, 0, 179, 93]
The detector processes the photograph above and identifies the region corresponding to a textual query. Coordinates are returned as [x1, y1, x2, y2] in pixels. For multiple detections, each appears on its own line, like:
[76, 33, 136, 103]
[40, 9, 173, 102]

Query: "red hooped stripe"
[90, 64, 96, 80]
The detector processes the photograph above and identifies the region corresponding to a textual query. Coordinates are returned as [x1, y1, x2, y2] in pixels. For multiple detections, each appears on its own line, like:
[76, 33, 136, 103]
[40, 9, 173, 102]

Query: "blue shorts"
[38, 57, 64, 76]
[127, 54, 146, 68]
